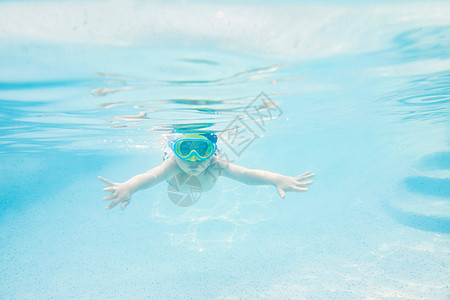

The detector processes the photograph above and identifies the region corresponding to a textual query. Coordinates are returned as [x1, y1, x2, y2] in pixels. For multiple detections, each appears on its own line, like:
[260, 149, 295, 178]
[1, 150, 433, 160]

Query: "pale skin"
[99, 154, 315, 210]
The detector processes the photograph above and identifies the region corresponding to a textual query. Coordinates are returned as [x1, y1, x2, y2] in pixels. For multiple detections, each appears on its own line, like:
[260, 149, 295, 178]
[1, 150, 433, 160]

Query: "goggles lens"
[174, 139, 214, 160]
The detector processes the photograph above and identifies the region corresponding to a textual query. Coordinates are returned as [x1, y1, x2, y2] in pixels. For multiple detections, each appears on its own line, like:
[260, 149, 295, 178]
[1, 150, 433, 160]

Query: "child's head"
[169, 132, 217, 175]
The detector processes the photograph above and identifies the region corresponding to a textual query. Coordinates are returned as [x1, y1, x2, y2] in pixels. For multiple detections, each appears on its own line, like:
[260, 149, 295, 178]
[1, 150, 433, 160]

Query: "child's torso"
[168, 159, 221, 193]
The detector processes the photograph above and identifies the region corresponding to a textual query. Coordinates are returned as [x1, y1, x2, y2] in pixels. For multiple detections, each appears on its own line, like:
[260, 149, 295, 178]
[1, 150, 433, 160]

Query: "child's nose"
[190, 155, 201, 162]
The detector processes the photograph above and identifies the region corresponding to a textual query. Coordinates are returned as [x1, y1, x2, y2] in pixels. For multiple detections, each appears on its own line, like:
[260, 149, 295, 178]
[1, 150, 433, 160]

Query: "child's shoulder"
[159, 156, 183, 174]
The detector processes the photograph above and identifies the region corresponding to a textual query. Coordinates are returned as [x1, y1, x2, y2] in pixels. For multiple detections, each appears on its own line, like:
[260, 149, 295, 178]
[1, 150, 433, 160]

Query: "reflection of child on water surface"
[99, 132, 315, 210]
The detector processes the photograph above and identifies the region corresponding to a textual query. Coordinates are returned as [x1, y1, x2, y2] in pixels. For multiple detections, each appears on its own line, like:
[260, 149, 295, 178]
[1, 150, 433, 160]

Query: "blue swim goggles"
[169, 133, 217, 162]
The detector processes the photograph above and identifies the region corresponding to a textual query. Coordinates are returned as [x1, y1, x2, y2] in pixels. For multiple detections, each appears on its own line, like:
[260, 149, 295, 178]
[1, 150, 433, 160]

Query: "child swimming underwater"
[99, 132, 315, 210]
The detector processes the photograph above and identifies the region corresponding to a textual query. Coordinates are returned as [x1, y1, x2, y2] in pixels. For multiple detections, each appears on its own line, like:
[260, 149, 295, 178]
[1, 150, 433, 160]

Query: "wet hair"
[170, 130, 217, 144]
[199, 132, 217, 144]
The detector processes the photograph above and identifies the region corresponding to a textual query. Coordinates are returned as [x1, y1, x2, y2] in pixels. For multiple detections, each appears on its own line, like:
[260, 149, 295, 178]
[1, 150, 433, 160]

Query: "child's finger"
[296, 172, 314, 178]
[98, 176, 114, 186]
[103, 194, 115, 201]
[106, 199, 120, 210]
[296, 180, 314, 187]
[277, 186, 286, 199]
[121, 200, 130, 210]
[296, 171, 311, 177]
[296, 173, 315, 180]
[293, 186, 308, 192]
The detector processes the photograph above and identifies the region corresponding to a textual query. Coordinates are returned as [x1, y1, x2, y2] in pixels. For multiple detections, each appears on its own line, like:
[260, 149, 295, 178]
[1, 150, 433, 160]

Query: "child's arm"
[99, 157, 180, 210]
[214, 157, 314, 198]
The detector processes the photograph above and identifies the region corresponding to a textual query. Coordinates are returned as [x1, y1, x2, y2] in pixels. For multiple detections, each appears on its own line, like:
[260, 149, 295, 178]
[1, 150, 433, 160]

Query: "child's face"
[175, 156, 212, 176]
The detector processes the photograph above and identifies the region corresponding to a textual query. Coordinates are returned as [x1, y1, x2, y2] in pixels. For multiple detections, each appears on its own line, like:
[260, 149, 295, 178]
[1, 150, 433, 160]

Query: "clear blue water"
[1, 1, 449, 299]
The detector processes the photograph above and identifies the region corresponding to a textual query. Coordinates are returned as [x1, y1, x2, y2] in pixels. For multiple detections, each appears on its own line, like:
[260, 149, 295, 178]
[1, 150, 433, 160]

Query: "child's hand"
[275, 172, 315, 199]
[98, 176, 132, 210]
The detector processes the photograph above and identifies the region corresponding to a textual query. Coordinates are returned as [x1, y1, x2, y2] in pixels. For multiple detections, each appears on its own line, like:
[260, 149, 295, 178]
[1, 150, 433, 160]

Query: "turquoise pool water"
[1, 1, 449, 299]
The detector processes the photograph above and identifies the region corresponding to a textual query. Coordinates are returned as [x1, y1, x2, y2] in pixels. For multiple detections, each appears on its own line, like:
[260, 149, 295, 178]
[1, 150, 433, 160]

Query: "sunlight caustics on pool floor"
[0, 1, 449, 299]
